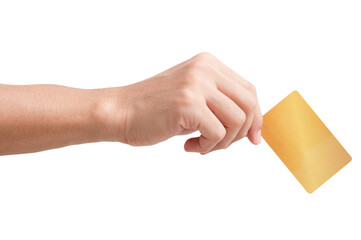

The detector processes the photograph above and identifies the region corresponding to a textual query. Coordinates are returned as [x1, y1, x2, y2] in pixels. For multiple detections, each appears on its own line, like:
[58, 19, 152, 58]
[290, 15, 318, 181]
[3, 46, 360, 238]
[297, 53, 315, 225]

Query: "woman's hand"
[106, 52, 263, 154]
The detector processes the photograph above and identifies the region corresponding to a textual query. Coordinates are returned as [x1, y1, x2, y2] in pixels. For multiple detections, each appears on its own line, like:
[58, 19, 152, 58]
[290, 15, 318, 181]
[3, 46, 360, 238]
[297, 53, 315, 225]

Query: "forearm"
[0, 84, 122, 155]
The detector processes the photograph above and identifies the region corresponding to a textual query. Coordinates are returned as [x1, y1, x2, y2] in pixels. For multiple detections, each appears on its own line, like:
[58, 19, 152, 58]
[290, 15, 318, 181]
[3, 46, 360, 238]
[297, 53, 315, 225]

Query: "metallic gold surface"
[262, 91, 351, 193]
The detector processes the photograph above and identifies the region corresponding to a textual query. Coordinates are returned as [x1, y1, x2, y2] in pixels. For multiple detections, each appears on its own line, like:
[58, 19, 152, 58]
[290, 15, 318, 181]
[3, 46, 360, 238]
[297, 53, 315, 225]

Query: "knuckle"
[193, 52, 215, 61]
[243, 81, 257, 95]
[255, 111, 263, 123]
[182, 63, 204, 87]
[183, 52, 218, 85]
[176, 88, 196, 108]
[248, 83, 257, 95]
[245, 95, 257, 113]
[212, 127, 226, 142]
[188, 58, 206, 71]
[200, 141, 213, 153]
[229, 111, 246, 128]
[238, 111, 247, 125]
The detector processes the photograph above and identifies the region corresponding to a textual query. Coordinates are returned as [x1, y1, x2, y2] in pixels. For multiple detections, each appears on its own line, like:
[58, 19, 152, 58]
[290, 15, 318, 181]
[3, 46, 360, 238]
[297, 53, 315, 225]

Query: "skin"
[0, 52, 263, 156]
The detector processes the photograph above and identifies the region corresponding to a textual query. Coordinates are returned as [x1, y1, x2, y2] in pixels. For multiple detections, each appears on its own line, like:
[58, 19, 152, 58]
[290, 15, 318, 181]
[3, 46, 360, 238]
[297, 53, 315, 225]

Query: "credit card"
[262, 91, 351, 193]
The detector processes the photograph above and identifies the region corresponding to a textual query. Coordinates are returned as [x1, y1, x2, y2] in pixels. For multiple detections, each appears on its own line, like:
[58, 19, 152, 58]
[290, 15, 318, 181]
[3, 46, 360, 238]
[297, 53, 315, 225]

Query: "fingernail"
[256, 130, 262, 144]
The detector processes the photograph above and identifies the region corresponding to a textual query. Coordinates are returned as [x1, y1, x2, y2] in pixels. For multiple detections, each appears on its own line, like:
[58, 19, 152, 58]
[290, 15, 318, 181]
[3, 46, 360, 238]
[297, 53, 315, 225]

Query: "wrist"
[89, 87, 128, 143]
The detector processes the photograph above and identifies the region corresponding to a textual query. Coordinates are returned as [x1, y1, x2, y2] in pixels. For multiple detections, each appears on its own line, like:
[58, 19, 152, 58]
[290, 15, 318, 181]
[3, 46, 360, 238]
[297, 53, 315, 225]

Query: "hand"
[106, 52, 263, 154]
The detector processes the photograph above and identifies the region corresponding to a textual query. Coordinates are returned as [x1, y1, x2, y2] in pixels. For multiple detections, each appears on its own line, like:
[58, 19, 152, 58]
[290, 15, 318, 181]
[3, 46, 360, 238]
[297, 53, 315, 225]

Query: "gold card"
[262, 91, 351, 193]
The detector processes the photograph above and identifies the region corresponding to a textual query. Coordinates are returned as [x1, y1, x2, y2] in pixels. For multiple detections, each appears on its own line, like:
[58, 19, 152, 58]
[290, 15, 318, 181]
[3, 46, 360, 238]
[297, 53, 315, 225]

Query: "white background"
[0, 0, 360, 239]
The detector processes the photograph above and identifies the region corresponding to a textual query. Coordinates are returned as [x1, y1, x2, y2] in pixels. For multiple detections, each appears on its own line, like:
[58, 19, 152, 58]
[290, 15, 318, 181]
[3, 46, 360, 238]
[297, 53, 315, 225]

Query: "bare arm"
[0, 53, 263, 156]
[0, 84, 123, 155]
